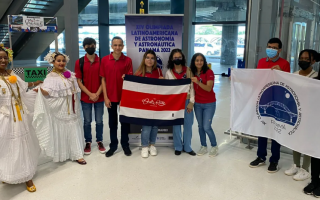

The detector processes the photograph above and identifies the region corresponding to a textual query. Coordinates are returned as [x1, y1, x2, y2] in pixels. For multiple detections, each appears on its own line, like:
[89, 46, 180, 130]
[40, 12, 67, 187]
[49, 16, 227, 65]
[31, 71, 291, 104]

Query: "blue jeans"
[173, 99, 194, 152]
[141, 126, 158, 147]
[81, 101, 104, 143]
[194, 102, 217, 147]
[257, 137, 281, 163]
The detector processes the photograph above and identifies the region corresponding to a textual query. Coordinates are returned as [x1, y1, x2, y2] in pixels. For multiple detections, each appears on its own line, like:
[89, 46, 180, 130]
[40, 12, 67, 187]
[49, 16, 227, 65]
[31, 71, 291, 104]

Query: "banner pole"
[54, 17, 58, 52]
[7, 15, 13, 69]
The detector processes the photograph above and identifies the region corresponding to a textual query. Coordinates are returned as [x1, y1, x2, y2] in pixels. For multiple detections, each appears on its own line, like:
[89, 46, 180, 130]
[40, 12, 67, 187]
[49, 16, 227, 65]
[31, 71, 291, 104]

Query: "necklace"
[0, 70, 10, 77]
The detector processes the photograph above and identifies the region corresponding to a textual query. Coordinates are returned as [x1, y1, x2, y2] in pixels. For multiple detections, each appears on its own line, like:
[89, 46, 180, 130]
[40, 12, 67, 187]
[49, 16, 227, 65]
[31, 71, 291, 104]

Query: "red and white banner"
[120, 75, 190, 126]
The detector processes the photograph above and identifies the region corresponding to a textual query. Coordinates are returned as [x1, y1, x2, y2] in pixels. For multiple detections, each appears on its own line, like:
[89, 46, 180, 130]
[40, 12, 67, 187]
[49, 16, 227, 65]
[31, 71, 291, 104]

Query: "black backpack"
[79, 56, 85, 85]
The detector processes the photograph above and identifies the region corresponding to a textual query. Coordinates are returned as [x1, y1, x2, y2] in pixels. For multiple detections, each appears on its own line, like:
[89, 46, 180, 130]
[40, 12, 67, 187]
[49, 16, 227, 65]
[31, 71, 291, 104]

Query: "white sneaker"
[197, 146, 208, 156]
[141, 147, 149, 158]
[293, 168, 311, 181]
[284, 164, 298, 176]
[209, 146, 218, 157]
[149, 145, 157, 156]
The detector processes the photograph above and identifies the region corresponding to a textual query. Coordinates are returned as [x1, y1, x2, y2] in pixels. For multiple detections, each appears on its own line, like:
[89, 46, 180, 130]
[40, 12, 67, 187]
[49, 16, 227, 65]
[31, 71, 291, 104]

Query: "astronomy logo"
[256, 81, 301, 135]
[156, 55, 163, 69]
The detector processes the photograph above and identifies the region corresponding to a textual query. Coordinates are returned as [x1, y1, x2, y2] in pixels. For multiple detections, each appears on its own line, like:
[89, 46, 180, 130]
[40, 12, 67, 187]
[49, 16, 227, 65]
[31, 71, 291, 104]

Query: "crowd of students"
[0, 36, 319, 198]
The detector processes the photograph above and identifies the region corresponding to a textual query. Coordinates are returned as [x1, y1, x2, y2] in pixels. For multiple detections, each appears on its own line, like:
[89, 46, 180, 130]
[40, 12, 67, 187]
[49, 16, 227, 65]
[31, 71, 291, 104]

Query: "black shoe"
[123, 147, 132, 156]
[304, 183, 317, 195]
[186, 150, 196, 156]
[175, 150, 181, 155]
[105, 149, 116, 157]
[267, 162, 279, 173]
[313, 186, 320, 197]
[249, 157, 266, 168]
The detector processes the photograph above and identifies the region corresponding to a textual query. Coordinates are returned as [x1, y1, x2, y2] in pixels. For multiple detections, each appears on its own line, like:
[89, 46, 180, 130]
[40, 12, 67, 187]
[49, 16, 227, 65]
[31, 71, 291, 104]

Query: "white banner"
[231, 69, 320, 158]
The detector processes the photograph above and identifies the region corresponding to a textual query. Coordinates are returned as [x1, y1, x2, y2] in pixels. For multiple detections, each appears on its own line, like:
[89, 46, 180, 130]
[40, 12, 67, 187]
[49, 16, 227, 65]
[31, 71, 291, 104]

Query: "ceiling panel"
[0, 0, 13, 21]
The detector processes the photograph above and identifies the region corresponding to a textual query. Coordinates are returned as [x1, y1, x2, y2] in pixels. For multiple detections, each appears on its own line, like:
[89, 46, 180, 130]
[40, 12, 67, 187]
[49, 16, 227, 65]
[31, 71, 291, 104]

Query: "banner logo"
[156, 55, 163, 69]
[256, 82, 302, 135]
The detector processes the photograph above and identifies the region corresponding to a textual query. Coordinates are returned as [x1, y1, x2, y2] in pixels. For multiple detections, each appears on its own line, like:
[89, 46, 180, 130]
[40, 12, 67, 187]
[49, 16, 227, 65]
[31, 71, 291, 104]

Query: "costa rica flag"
[120, 75, 191, 126]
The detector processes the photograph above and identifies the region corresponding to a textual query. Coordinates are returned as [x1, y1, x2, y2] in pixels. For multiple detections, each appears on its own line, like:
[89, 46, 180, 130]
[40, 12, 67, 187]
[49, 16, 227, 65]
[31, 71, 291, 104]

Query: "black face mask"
[85, 47, 96, 55]
[298, 61, 311, 70]
[173, 59, 183, 65]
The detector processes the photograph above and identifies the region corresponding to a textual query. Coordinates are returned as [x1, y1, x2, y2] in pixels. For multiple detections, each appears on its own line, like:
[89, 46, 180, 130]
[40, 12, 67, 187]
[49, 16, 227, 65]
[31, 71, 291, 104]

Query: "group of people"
[248, 38, 320, 198]
[0, 36, 218, 192]
[1, 36, 320, 197]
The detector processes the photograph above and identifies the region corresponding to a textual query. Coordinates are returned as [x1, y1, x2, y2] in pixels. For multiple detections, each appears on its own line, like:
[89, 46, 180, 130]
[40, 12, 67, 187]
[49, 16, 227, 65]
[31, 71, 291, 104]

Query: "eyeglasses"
[0, 57, 9, 61]
[145, 57, 155, 60]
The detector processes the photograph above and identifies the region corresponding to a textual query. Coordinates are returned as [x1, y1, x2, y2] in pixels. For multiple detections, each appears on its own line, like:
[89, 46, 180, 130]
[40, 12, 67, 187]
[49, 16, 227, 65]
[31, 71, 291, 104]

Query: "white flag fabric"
[231, 69, 320, 158]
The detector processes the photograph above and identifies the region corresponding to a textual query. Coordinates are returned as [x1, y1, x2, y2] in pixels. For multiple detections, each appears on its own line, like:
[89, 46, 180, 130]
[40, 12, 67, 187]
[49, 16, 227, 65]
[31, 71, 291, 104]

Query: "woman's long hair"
[134, 50, 157, 77]
[166, 48, 186, 69]
[190, 53, 209, 76]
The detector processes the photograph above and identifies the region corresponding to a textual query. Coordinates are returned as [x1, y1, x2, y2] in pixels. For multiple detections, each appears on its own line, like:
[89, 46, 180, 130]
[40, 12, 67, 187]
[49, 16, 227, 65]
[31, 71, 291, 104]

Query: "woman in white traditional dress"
[0, 44, 41, 192]
[33, 52, 86, 165]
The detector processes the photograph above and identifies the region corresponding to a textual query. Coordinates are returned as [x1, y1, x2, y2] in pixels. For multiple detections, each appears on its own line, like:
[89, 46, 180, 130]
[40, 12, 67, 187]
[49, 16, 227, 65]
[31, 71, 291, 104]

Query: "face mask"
[298, 61, 311, 70]
[266, 48, 278, 58]
[173, 59, 183, 65]
[85, 47, 96, 55]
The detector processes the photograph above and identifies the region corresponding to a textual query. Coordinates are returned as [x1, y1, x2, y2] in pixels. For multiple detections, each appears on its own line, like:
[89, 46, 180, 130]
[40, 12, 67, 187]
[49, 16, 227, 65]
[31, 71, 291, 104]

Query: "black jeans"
[311, 157, 320, 185]
[107, 102, 130, 150]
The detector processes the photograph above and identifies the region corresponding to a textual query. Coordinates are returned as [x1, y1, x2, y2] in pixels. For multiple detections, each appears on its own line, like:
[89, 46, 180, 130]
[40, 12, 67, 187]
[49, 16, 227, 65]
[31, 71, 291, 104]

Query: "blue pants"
[194, 102, 217, 147]
[173, 99, 194, 152]
[81, 101, 104, 143]
[257, 137, 281, 163]
[141, 126, 158, 147]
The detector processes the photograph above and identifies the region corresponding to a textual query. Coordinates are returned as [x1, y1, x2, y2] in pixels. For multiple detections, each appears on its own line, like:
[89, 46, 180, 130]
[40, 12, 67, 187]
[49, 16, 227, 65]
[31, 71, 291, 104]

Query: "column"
[64, 0, 79, 71]
[220, 25, 238, 65]
[171, 0, 184, 14]
[182, 0, 195, 63]
[98, 0, 110, 58]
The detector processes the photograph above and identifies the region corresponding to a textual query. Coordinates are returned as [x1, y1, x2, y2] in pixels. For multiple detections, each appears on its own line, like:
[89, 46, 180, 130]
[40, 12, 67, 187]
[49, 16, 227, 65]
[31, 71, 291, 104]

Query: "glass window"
[195, 0, 247, 22]
[109, 0, 127, 24]
[78, 26, 99, 57]
[49, 31, 65, 53]
[194, 25, 246, 74]
[78, 0, 98, 25]
[109, 26, 126, 55]
[149, 0, 171, 14]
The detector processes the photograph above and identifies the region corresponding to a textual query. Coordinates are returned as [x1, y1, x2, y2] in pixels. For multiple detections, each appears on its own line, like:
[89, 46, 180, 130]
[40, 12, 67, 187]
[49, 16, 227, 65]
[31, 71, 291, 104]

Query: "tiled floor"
[0, 76, 311, 200]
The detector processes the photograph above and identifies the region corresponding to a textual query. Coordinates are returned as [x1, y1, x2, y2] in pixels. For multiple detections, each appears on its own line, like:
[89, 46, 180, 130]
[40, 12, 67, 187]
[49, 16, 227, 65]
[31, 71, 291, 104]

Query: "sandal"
[26, 184, 36, 192]
[76, 159, 87, 165]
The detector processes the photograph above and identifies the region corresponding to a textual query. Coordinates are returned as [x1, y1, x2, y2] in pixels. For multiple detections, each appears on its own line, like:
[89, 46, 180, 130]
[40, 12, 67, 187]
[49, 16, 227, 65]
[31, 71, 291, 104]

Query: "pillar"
[182, 0, 195, 63]
[171, 0, 184, 14]
[64, 0, 79, 71]
[220, 25, 238, 65]
[98, 0, 110, 58]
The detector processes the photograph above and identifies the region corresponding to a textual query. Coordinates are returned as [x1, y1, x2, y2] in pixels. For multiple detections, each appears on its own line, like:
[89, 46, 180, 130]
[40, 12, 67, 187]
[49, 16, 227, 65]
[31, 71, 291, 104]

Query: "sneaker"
[293, 168, 311, 181]
[175, 150, 181, 155]
[197, 146, 208, 156]
[285, 164, 298, 176]
[209, 146, 218, 157]
[267, 162, 279, 173]
[314, 186, 320, 198]
[141, 147, 149, 158]
[185, 150, 196, 156]
[123, 147, 132, 156]
[97, 142, 106, 154]
[304, 183, 317, 195]
[149, 146, 157, 156]
[249, 157, 266, 168]
[84, 143, 91, 155]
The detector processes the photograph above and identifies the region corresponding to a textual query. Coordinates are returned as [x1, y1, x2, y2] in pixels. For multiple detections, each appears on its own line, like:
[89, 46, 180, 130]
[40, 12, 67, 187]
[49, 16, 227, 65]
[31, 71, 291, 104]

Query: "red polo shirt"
[138, 68, 163, 79]
[257, 57, 290, 72]
[194, 69, 216, 103]
[172, 66, 188, 79]
[100, 53, 133, 102]
[75, 54, 104, 103]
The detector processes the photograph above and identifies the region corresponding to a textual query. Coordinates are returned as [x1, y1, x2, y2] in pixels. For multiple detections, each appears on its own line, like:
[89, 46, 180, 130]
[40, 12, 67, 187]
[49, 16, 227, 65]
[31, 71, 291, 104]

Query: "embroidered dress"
[33, 70, 84, 162]
[0, 72, 40, 184]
